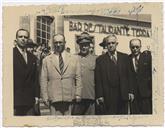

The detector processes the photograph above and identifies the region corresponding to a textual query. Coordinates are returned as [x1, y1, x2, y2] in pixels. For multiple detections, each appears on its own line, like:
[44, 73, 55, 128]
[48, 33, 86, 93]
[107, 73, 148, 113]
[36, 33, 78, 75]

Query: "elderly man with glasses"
[129, 38, 152, 114]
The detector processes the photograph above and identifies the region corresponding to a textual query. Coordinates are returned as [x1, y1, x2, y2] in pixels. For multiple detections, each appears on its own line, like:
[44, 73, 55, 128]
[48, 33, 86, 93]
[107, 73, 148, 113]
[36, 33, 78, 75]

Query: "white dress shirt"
[54, 51, 66, 66]
[108, 51, 117, 61]
[17, 46, 27, 64]
[132, 54, 140, 72]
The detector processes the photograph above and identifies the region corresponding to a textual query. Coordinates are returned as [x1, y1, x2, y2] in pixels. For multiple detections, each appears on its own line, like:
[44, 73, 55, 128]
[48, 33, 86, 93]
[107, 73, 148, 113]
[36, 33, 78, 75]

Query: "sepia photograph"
[2, 2, 164, 126]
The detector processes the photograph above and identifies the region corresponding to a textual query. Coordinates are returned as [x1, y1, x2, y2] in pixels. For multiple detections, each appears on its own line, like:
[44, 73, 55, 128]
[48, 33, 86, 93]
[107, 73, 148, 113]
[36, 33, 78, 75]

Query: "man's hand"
[35, 97, 39, 104]
[129, 93, 134, 102]
[75, 95, 81, 102]
[43, 99, 50, 107]
[96, 97, 104, 105]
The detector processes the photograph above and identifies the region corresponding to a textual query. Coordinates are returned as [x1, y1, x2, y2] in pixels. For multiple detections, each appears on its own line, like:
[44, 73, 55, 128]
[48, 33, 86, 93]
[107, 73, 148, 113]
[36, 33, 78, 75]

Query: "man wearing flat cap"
[72, 32, 97, 115]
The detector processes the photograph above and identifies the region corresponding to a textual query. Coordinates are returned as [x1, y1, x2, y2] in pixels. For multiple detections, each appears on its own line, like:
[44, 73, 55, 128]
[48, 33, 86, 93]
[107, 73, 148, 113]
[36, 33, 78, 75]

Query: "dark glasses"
[107, 42, 116, 45]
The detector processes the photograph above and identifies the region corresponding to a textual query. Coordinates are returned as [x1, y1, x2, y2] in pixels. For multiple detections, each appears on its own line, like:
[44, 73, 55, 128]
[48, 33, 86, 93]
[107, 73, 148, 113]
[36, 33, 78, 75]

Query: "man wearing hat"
[72, 32, 97, 115]
[99, 37, 108, 54]
[26, 39, 38, 54]
[95, 34, 134, 114]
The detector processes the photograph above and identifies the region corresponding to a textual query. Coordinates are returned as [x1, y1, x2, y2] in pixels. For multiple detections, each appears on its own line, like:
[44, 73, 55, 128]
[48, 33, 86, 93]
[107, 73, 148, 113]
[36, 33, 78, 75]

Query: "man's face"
[79, 42, 90, 56]
[106, 36, 118, 53]
[16, 30, 29, 49]
[130, 39, 141, 56]
[53, 35, 65, 53]
[27, 47, 33, 53]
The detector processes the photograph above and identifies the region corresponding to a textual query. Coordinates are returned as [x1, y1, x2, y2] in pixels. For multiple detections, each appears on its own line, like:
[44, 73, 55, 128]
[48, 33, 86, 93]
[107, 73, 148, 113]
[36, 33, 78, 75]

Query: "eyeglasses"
[131, 46, 140, 49]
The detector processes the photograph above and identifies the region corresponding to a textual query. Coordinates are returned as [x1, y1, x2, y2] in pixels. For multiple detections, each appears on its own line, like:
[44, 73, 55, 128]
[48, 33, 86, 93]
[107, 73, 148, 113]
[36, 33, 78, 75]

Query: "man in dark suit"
[13, 29, 40, 116]
[95, 34, 134, 115]
[129, 38, 152, 114]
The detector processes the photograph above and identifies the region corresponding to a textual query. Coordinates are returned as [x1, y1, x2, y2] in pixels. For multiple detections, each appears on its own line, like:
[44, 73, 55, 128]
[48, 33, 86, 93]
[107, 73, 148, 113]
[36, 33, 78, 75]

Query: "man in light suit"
[13, 29, 40, 116]
[95, 34, 134, 115]
[40, 34, 82, 115]
[129, 38, 152, 114]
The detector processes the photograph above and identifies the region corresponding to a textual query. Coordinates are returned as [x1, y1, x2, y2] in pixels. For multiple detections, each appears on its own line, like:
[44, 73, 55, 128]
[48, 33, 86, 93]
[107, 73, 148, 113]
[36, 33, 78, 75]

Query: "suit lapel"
[15, 47, 27, 67]
[26, 52, 34, 67]
[137, 53, 142, 72]
[50, 54, 61, 75]
[62, 52, 71, 75]
[117, 52, 122, 70]
[129, 54, 136, 73]
[104, 53, 111, 79]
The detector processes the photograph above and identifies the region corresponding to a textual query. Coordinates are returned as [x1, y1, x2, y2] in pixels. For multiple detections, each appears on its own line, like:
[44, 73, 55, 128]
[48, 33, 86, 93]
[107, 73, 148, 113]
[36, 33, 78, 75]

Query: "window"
[36, 16, 54, 47]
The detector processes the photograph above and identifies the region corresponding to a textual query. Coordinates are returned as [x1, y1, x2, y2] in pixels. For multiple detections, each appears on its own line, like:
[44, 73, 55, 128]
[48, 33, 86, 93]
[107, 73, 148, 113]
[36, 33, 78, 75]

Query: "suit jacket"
[95, 52, 133, 102]
[40, 51, 82, 103]
[129, 51, 152, 98]
[13, 47, 39, 106]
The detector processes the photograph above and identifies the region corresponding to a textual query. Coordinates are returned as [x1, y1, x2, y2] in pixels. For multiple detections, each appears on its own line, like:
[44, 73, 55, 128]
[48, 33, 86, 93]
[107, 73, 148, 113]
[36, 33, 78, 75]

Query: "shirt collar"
[16, 45, 26, 54]
[108, 51, 117, 58]
[54, 50, 66, 58]
[78, 53, 91, 58]
[133, 53, 140, 60]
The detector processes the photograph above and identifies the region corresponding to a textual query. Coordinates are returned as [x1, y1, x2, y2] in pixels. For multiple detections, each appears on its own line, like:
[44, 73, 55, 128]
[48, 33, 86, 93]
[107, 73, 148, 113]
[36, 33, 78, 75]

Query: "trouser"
[71, 99, 95, 115]
[50, 101, 72, 115]
[131, 89, 152, 114]
[14, 105, 35, 116]
[137, 97, 152, 114]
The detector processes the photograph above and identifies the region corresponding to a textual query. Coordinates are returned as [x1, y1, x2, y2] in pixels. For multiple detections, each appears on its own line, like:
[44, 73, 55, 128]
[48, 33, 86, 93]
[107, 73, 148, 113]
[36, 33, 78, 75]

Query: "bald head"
[53, 34, 66, 43]
[129, 38, 141, 56]
[53, 34, 66, 53]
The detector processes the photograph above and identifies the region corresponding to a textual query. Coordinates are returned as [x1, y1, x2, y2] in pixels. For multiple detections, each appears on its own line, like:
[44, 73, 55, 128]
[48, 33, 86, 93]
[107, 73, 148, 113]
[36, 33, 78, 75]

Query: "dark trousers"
[138, 97, 152, 114]
[50, 101, 72, 115]
[14, 106, 35, 116]
[131, 89, 152, 114]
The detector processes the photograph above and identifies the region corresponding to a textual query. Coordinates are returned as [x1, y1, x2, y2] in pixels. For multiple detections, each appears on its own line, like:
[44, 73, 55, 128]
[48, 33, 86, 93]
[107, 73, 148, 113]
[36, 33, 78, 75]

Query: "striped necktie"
[111, 54, 117, 64]
[134, 56, 139, 72]
[59, 53, 64, 74]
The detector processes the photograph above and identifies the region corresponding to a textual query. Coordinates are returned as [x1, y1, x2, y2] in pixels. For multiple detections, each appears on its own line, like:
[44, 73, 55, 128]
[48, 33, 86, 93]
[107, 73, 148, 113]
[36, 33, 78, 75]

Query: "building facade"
[19, 14, 151, 55]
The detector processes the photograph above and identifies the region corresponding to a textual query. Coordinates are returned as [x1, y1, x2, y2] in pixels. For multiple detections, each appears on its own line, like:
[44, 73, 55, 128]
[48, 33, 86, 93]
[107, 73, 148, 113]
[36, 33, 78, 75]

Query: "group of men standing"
[13, 28, 152, 116]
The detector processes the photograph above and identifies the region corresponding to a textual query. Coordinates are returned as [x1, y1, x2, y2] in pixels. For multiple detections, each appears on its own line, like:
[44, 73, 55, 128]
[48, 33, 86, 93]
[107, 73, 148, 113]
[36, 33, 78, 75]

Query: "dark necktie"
[135, 56, 139, 72]
[59, 53, 64, 74]
[111, 54, 117, 64]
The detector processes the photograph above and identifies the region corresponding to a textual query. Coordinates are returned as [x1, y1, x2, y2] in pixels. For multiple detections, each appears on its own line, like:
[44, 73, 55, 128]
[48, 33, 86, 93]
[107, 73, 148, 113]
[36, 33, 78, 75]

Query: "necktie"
[111, 54, 117, 64]
[59, 53, 64, 74]
[134, 56, 139, 72]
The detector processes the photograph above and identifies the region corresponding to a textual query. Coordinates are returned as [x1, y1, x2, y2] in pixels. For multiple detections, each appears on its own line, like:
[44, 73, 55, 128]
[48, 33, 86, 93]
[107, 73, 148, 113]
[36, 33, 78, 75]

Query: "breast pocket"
[87, 62, 95, 71]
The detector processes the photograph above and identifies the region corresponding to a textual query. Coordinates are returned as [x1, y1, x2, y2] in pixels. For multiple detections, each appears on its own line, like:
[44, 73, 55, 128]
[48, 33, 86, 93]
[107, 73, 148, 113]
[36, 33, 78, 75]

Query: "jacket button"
[61, 78, 63, 80]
